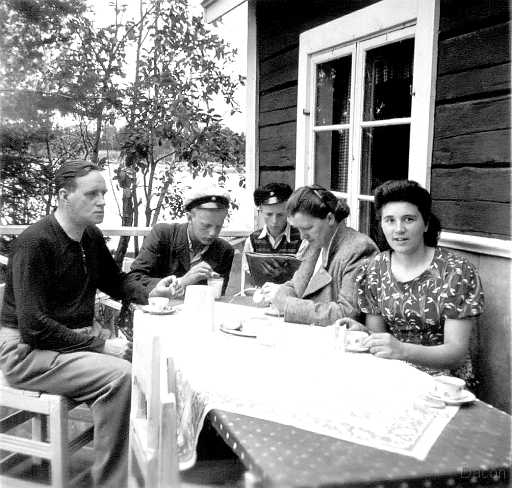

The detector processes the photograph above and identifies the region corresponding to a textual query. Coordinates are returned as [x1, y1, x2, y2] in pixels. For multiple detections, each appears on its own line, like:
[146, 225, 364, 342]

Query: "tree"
[113, 0, 244, 264]
[0, 0, 87, 122]
[0, 0, 246, 266]
[52, 3, 141, 163]
[0, 0, 89, 235]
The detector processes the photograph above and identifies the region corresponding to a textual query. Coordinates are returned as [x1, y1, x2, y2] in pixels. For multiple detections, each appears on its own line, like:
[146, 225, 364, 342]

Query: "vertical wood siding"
[432, 0, 511, 239]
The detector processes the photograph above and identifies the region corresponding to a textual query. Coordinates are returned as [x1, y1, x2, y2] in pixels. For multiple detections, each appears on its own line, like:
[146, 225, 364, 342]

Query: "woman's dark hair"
[374, 179, 441, 246]
[54, 160, 101, 193]
[286, 185, 350, 222]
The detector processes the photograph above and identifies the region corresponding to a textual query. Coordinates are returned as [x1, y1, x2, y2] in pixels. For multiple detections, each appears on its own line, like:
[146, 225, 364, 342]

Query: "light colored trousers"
[0, 327, 131, 488]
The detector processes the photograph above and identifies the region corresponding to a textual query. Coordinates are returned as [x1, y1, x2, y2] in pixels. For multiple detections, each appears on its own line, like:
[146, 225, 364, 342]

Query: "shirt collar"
[321, 224, 339, 267]
[257, 223, 291, 243]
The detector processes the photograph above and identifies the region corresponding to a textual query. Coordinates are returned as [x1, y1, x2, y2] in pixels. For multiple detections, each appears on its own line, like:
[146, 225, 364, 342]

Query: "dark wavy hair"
[374, 180, 441, 247]
[54, 160, 101, 193]
[286, 185, 350, 223]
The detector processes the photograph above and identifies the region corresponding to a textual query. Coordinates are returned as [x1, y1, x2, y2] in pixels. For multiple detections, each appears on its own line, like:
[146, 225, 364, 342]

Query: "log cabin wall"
[432, 0, 510, 239]
[256, 0, 379, 187]
[432, 0, 511, 413]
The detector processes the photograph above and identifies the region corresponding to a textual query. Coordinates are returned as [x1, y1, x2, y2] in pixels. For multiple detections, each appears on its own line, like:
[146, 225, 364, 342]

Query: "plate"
[264, 307, 282, 317]
[219, 324, 257, 338]
[344, 345, 369, 353]
[141, 305, 176, 315]
[427, 390, 476, 405]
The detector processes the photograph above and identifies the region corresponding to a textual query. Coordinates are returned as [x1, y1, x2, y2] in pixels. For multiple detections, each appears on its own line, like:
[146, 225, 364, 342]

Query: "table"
[209, 404, 510, 487]
[136, 298, 511, 487]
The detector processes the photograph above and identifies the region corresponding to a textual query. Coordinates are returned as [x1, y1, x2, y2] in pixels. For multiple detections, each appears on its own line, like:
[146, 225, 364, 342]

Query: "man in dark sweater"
[0, 160, 169, 487]
[125, 184, 234, 301]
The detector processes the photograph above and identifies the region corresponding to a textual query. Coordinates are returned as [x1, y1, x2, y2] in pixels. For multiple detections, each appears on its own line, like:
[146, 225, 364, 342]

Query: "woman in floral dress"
[341, 180, 484, 387]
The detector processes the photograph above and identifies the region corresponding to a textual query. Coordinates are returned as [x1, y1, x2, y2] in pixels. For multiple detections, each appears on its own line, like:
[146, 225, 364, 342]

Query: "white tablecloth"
[135, 302, 459, 468]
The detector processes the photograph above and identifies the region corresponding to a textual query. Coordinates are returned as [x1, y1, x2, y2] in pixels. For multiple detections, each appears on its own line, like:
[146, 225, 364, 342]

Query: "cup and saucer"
[426, 375, 476, 405]
[344, 330, 370, 353]
[219, 317, 270, 338]
[141, 297, 176, 315]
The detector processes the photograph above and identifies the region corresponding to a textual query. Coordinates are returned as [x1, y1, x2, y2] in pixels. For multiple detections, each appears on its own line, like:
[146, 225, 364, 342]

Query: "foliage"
[112, 0, 245, 263]
[0, 0, 246, 265]
[0, 124, 88, 223]
[0, 0, 87, 122]
[0, 0, 88, 232]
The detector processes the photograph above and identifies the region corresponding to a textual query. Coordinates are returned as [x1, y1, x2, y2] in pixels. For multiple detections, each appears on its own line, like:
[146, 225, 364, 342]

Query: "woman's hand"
[260, 282, 280, 304]
[336, 317, 368, 332]
[364, 332, 406, 360]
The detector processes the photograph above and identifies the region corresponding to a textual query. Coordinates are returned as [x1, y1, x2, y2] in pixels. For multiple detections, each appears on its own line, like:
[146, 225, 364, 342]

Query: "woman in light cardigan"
[265, 185, 378, 326]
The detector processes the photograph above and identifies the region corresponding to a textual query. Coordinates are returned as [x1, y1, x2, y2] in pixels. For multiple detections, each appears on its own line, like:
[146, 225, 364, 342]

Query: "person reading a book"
[242, 183, 307, 287]
[125, 184, 234, 301]
[263, 185, 378, 326]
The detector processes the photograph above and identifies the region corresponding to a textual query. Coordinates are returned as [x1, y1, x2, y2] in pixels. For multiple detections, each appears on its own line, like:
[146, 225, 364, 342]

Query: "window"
[296, 0, 438, 241]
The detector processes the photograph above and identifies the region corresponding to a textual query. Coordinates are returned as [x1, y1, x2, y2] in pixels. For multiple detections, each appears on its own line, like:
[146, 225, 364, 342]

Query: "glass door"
[310, 27, 415, 245]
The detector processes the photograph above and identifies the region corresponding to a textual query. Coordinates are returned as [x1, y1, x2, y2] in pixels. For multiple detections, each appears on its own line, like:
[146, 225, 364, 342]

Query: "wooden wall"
[256, 0, 378, 187]
[255, 0, 511, 412]
[432, 1, 511, 412]
[431, 0, 511, 239]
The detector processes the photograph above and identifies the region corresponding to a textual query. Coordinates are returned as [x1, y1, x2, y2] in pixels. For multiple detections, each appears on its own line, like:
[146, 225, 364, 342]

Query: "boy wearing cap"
[125, 185, 234, 300]
[242, 183, 307, 286]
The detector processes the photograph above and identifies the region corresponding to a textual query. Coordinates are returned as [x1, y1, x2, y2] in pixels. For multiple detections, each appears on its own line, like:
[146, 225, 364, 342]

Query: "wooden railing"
[0, 225, 250, 239]
[0, 224, 250, 266]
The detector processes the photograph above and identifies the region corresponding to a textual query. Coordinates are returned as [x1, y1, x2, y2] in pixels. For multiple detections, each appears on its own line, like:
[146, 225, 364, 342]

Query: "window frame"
[295, 0, 439, 227]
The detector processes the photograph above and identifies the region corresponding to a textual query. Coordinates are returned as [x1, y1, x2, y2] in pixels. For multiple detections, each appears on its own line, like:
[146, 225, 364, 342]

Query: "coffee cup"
[344, 330, 369, 350]
[184, 285, 215, 331]
[207, 276, 224, 300]
[148, 296, 170, 312]
[433, 375, 465, 400]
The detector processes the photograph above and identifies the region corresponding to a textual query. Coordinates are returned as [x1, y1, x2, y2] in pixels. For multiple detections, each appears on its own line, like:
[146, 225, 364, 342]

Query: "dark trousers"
[0, 328, 131, 488]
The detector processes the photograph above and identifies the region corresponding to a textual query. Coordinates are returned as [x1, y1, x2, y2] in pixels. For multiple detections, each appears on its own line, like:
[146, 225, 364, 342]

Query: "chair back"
[0, 282, 4, 315]
[130, 319, 179, 487]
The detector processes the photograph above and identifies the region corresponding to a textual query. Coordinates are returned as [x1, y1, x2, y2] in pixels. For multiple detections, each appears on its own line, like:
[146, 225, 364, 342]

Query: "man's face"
[259, 201, 288, 237]
[187, 208, 228, 246]
[62, 170, 107, 226]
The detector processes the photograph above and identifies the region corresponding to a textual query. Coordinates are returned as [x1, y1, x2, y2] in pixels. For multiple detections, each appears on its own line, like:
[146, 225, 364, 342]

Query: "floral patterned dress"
[356, 247, 484, 387]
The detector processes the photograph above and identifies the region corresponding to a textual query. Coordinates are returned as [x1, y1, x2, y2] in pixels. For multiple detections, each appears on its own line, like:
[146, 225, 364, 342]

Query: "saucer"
[427, 389, 476, 405]
[264, 307, 282, 317]
[219, 324, 257, 338]
[344, 344, 369, 353]
[141, 305, 176, 315]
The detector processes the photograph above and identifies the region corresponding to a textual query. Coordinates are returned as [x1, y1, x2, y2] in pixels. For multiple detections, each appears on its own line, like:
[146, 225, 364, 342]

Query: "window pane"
[315, 56, 352, 126]
[360, 125, 410, 195]
[314, 130, 349, 192]
[363, 38, 414, 121]
[359, 200, 388, 250]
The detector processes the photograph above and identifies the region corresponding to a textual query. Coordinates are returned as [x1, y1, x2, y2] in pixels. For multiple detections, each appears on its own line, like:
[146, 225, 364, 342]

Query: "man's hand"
[180, 262, 213, 287]
[103, 337, 132, 361]
[150, 275, 182, 299]
[259, 258, 282, 279]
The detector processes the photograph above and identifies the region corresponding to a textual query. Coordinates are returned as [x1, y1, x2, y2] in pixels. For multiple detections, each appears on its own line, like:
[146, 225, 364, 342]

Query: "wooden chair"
[129, 324, 179, 487]
[0, 283, 94, 488]
[128, 320, 251, 488]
